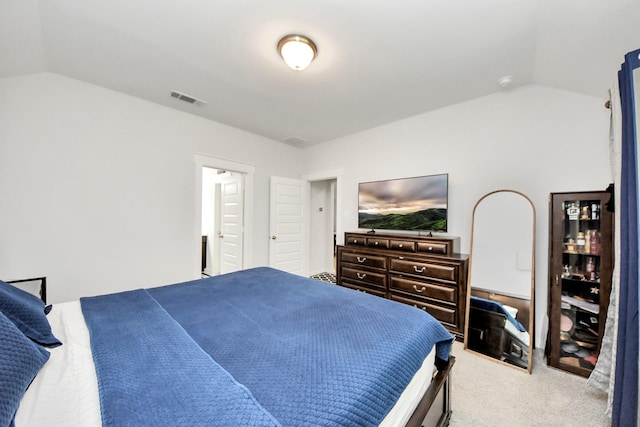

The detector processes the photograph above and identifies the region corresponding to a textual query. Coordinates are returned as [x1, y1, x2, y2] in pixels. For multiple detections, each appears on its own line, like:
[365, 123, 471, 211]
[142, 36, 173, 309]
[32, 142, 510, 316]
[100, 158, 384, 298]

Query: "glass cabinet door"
[548, 191, 613, 377]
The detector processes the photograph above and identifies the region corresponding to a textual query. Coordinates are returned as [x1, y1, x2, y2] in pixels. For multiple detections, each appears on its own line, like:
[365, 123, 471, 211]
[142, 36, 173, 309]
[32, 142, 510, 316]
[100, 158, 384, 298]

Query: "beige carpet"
[448, 341, 610, 426]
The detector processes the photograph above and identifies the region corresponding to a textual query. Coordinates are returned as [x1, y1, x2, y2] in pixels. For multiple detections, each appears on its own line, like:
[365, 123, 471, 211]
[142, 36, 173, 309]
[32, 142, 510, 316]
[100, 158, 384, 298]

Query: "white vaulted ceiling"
[2, 0, 639, 146]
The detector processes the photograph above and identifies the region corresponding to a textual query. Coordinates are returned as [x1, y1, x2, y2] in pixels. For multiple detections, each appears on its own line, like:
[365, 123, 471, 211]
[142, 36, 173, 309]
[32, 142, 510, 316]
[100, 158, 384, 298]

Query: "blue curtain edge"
[611, 49, 640, 426]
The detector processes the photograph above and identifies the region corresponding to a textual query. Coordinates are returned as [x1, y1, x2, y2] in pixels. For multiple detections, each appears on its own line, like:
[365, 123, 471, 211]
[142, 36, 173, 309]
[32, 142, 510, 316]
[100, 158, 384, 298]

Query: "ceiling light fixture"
[278, 34, 317, 71]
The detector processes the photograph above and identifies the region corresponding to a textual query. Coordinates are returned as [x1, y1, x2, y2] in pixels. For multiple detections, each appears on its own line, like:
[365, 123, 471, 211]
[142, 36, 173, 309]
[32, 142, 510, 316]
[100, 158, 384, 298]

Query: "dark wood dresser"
[336, 232, 469, 339]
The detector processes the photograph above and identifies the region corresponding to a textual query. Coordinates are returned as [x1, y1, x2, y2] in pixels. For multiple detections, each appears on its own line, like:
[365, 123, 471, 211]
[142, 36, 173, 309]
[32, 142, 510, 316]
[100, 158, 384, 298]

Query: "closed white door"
[269, 176, 309, 276]
[219, 174, 244, 274]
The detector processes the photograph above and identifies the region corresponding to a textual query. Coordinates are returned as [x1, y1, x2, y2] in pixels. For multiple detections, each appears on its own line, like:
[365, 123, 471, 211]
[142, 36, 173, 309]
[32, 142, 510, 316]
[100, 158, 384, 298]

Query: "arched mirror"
[464, 190, 536, 373]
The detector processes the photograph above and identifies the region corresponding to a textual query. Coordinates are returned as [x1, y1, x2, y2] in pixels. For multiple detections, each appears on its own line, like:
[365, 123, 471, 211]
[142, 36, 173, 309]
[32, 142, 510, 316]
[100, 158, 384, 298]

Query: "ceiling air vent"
[170, 90, 207, 105]
[282, 136, 309, 147]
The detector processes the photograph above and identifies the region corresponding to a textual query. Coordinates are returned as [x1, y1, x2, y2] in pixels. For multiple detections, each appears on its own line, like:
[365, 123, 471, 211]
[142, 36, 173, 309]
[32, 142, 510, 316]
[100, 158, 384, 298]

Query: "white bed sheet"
[380, 346, 436, 427]
[16, 301, 436, 427]
[16, 301, 101, 427]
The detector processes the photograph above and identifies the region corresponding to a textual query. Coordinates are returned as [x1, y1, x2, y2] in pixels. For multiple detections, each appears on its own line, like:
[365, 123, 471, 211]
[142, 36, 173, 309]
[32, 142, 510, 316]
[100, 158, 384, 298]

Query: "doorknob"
[218, 234, 224, 239]
[271, 236, 277, 240]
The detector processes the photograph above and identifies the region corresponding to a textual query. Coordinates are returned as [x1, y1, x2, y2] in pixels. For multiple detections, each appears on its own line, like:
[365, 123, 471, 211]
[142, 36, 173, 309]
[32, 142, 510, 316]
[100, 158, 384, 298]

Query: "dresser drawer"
[416, 242, 449, 255]
[390, 276, 457, 304]
[389, 240, 416, 252]
[390, 258, 458, 282]
[345, 235, 366, 246]
[340, 282, 386, 298]
[341, 267, 386, 289]
[366, 237, 389, 249]
[390, 294, 457, 326]
[340, 252, 387, 270]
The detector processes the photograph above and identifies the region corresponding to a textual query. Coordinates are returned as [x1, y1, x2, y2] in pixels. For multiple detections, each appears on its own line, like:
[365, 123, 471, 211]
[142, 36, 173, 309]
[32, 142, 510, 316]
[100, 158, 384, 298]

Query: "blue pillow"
[0, 279, 61, 347]
[0, 310, 50, 427]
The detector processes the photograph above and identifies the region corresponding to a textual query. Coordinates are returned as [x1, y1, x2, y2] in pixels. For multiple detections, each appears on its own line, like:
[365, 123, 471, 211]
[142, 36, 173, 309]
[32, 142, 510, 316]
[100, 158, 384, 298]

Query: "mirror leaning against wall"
[464, 190, 536, 373]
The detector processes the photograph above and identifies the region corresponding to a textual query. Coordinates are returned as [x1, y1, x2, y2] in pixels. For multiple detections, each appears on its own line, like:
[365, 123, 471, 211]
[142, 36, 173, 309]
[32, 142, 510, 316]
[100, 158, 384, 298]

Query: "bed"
[2, 267, 455, 427]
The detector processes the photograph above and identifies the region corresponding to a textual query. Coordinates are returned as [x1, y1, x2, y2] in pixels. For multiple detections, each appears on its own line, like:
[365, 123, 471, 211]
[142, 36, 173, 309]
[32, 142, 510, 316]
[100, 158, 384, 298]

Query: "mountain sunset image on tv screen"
[358, 173, 448, 232]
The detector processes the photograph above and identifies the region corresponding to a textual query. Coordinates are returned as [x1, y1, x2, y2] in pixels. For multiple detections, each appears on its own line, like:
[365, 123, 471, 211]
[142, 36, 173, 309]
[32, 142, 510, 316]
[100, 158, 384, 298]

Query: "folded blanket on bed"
[82, 267, 454, 427]
[81, 289, 280, 427]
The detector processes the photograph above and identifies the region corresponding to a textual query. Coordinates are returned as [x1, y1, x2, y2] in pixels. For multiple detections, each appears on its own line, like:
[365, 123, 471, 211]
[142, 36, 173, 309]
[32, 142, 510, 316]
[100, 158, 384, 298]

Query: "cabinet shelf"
[562, 251, 601, 257]
[561, 276, 600, 284]
[561, 295, 599, 314]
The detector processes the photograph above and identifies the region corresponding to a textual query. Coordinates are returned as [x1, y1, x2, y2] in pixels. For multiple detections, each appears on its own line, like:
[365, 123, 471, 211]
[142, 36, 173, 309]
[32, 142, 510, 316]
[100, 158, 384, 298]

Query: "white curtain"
[586, 81, 622, 418]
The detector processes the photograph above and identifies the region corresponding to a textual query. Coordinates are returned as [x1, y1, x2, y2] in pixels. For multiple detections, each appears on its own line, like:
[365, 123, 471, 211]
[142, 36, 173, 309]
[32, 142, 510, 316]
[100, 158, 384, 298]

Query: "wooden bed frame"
[406, 356, 455, 427]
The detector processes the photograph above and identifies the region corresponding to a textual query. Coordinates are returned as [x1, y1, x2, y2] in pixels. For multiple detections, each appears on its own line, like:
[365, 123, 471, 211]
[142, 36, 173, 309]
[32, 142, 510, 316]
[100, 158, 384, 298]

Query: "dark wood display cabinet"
[336, 232, 469, 339]
[547, 190, 613, 377]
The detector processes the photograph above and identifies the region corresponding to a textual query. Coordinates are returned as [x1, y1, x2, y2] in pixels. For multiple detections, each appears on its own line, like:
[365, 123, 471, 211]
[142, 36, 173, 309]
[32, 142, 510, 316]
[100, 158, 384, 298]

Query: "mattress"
[16, 301, 437, 427]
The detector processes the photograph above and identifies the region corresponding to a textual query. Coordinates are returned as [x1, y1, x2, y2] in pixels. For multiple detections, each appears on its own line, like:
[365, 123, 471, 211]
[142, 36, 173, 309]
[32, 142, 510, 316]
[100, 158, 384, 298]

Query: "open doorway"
[308, 178, 338, 278]
[201, 168, 245, 276]
[194, 154, 255, 278]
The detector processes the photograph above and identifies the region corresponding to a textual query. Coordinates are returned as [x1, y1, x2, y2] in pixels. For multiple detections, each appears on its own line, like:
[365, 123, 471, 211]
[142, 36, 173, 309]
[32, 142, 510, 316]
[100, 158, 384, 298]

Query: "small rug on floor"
[310, 272, 336, 284]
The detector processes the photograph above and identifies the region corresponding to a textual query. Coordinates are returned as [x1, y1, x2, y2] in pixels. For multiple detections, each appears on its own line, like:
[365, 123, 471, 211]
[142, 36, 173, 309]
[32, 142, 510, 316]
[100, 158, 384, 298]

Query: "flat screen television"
[358, 173, 448, 232]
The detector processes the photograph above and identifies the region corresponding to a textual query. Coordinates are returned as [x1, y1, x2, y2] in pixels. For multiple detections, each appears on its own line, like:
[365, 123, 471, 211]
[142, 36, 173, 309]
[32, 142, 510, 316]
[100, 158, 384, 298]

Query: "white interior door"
[269, 176, 309, 276]
[219, 174, 244, 274]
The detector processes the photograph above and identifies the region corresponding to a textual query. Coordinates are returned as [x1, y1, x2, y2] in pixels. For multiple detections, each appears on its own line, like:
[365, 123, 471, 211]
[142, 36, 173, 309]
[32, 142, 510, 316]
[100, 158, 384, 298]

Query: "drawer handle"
[398, 244, 403, 248]
[356, 273, 366, 279]
[413, 284, 426, 293]
[357, 256, 367, 263]
[413, 304, 427, 312]
[353, 239, 358, 243]
[374, 241, 379, 245]
[428, 246, 433, 251]
[413, 266, 426, 273]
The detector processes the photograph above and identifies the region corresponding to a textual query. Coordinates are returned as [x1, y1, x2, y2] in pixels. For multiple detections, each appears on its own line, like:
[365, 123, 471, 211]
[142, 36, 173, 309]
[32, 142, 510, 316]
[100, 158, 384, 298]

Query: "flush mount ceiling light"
[278, 34, 317, 71]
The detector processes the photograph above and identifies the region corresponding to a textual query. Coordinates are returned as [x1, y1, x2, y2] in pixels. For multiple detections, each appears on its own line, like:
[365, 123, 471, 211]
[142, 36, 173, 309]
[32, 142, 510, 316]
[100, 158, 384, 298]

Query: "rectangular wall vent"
[170, 90, 207, 105]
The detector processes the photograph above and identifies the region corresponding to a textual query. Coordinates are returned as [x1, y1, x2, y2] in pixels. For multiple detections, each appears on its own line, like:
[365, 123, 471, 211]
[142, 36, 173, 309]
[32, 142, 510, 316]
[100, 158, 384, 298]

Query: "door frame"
[302, 168, 344, 271]
[194, 154, 255, 277]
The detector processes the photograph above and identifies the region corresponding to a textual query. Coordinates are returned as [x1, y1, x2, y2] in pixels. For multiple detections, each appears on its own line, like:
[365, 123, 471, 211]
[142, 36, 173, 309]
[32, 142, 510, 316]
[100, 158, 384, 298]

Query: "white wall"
[301, 85, 612, 347]
[0, 72, 303, 303]
[0, 73, 613, 347]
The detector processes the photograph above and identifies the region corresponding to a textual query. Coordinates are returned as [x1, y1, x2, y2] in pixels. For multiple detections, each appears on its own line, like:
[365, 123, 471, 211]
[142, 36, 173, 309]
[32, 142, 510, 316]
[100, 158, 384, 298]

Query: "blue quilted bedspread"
[81, 288, 280, 427]
[81, 267, 454, 426]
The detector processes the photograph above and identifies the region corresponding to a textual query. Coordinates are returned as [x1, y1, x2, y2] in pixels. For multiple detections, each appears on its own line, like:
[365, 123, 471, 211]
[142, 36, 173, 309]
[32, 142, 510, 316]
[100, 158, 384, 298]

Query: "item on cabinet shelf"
[561, 295, 599, 314]
[576, 232, 586, 254]
[547, 190, 613, 378]
[336, 232, 468, 339]
[562, 342, 579, 353]
[586, 257, 595, 281]
[567, 202, 580, 220]
[580, 205, 591, 220]
[463, 189, 536, 374]
[584, 232, 591, 254]
[560, 313, 574, 335]
[564, 239, 576, 253]
[588, 230, 600, 255]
